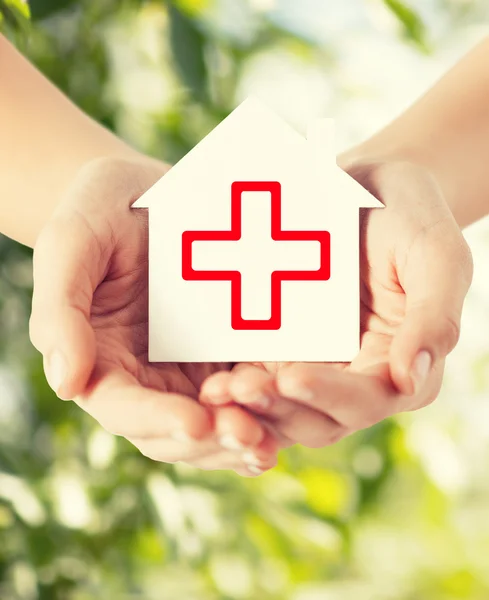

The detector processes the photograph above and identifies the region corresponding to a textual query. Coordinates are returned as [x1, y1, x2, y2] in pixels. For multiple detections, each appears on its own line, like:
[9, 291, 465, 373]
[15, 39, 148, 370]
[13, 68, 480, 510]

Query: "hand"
[29, 156, 279, 476]
[200, 160, 473, 449]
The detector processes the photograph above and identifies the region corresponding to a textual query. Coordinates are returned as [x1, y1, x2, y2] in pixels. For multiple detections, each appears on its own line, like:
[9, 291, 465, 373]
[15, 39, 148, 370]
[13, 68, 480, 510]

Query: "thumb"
[389, 219, 473, 396]
[29, 214, 108, 399]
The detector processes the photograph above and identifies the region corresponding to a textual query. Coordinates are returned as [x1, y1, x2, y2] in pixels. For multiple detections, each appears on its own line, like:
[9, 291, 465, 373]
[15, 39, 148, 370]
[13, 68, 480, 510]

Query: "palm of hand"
[216, 204, 428, 395]
[32, 157, 280, 473]
[201, 162, 470, 447]
[32, 157, 469, 467]
[74, 159, 414, 403]
[89, 209, 228, 398]
[90, 197, 404, 401]
[251, 206, 406, 376]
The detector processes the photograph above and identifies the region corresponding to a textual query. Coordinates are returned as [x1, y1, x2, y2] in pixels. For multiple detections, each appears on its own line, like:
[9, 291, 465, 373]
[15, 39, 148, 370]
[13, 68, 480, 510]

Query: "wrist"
[338, 137, 430, 177]
[339, 140, 472, 229]
[75, 152, 170, 189]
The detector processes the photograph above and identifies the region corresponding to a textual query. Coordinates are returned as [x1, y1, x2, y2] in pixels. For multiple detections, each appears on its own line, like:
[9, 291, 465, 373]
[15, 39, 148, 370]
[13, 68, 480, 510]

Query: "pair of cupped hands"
[29, 153, 472, 476]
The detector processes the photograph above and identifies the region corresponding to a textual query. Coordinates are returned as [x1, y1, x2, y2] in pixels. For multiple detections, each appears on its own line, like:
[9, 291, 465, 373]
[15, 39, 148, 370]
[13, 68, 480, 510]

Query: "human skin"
[202, 37, 489, 449]
[30, 157, 281, 475]
[0, 35, 139, 245]
[346, 36, 489, 230]
[1, 33, 482, 472]
[1, 35, 280, 475]
[201, 160, 472, 448]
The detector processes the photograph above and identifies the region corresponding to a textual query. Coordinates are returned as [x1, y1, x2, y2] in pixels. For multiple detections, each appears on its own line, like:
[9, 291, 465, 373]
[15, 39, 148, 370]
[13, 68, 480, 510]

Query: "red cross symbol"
[182, 181, 331, 330]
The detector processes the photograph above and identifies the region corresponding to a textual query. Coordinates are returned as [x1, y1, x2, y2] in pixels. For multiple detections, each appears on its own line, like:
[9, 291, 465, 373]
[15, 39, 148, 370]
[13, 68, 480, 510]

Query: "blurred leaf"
[382, 0, 429, 52]
[168, 3, 209, 103]
[245, 513, 295, 562]
[29, 0, 77, 21]
[2, 1, 489, 598]
[300, 468, 357, 520]
[0, 0, 29, 38]
[0, 0, 29, 20]
[441, 569, 478, 598]
[173, 0, 210, 17]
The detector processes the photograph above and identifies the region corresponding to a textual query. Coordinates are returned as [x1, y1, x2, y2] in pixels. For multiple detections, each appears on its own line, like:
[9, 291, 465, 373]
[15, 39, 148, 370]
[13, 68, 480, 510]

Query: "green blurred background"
[2, 1, 489, 598]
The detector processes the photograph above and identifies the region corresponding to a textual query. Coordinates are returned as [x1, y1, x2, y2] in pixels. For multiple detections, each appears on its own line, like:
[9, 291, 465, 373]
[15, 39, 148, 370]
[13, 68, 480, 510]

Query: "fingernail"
[171, 430, 193, 443]
[219, 433, 246, 451]
[45, 351, 67, 397]
[242, 451, 264, 466]
[411, 350, 432, 393]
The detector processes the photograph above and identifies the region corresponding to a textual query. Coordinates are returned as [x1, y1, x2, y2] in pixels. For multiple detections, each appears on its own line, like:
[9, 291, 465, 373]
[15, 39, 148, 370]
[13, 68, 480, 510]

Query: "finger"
[240, 429, 280, 474]
[202, 365, 294, 448]
[30, 214, 108, 399]
[200, 371, 235, 405]
[276, 363, 404, 430]
[134, 426, 280, 475]
[129, 410, 281, 465]
[188, 454, 276, 477]
[130, 438, 267, 476]
[214, 404, 269, 451]
[228, 365, 276, 411]
[390, 217, 472, 395]
[226, 365, 346, 448]
[200, 364, 271, 407]
[76, 366, 213, 440]
[128, 436, 224, 464]
[190, 431, 280, 476]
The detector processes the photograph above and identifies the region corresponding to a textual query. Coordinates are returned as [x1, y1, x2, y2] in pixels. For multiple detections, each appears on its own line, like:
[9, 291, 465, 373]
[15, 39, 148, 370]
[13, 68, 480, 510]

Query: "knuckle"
[441, 314, 461, 352]
[443, 232, 474, 290]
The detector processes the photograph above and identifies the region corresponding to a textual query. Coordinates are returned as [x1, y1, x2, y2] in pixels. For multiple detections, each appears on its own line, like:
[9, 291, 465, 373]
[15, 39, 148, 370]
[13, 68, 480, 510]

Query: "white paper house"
[133, 97, 383, 363]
